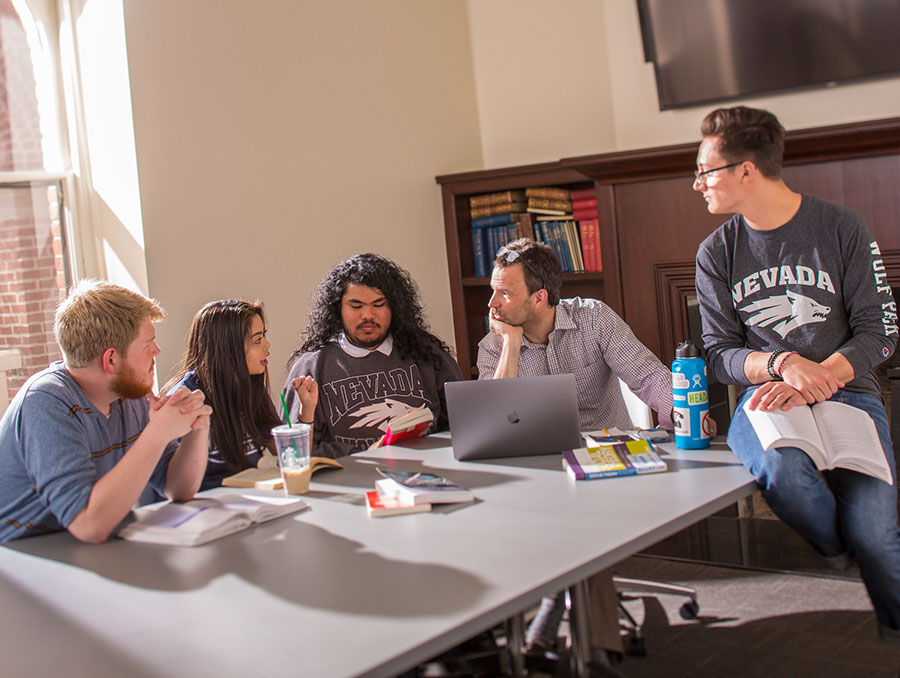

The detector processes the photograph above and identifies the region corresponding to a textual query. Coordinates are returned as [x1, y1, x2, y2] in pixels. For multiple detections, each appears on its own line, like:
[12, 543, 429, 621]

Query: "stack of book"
[469, 190, 528, 277]
[365, 468, 475, 517]
[570, 188, 602, 272]
[525, 186, 572, 216]
[468, 185, 602, 276]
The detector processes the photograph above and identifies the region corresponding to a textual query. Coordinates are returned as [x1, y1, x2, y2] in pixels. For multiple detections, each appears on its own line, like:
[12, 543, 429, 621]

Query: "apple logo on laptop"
[507, 411, 520, 424]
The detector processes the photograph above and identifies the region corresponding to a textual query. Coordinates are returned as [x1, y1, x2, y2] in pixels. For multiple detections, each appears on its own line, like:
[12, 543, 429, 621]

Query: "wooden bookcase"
[435, 163, 614, 378]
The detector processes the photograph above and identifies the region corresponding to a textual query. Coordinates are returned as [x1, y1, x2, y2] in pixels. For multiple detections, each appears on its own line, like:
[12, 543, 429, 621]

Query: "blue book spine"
[470, 228, 486, 277]
[471, 212, 517, 228]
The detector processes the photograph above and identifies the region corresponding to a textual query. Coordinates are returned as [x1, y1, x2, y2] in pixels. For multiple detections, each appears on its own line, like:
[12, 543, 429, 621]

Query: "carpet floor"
[610, 555, 900, 678]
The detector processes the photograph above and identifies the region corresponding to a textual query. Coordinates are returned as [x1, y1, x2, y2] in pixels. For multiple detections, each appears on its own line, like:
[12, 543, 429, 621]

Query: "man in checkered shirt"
[477, 238, 673, 431]
[476, 237, 675, 661]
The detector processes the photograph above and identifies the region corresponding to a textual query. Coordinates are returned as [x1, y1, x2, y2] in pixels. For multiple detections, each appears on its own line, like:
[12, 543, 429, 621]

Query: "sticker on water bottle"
[700, 409, 712, 439]
[673, 406, 690, 435]
[672, 373, 689, 389]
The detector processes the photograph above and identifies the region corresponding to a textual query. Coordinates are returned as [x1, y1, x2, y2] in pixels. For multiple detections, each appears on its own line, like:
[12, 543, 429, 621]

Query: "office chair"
[613, 380, 700, 655]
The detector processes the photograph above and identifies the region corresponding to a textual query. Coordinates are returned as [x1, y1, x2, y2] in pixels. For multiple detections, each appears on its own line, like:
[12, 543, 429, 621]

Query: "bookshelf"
[435, 162, 614, 378]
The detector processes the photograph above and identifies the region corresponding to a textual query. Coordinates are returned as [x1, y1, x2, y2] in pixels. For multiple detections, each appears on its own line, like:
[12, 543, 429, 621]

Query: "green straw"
[280, 392, 293, 428]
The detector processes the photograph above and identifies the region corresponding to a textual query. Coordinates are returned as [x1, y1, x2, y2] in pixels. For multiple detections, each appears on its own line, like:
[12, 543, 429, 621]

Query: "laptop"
[445, 374, 582, 461]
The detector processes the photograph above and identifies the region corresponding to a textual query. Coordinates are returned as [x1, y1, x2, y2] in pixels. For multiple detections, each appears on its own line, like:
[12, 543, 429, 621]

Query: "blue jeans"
[728, 387, 900, 632]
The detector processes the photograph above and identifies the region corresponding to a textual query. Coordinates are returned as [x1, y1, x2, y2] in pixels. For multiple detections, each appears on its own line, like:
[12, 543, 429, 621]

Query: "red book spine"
[572, 208, 599, 222]
[579, 221, 594, 271]
[572, 197, 597, 210]
[570, 188, 595, 201]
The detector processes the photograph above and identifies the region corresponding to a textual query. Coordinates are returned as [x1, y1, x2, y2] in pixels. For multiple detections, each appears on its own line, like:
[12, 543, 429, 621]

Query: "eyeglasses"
[496, 246, 544, 291]
[693, 162, 741, 186]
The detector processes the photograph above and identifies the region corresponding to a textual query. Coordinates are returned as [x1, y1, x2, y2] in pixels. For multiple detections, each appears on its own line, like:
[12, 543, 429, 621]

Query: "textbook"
[365, 490, 432, 518]
[742, 399, 893, 485]
[118, 494, 310, 546]
[381, 405, 434, 446]
[222, 457, 343, 489]
[562, 438, 667, 480]
[375, 469, 474, 505]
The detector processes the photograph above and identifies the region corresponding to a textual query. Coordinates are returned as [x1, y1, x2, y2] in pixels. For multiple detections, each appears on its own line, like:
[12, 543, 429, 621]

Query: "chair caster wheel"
[679, 599, 699, 620]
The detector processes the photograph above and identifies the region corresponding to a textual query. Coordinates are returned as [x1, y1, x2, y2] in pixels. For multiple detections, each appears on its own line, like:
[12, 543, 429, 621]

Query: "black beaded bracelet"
[766, 349, 785, 381]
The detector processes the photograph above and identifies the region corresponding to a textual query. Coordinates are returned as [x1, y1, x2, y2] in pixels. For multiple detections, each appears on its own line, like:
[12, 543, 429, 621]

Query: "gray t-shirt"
[695, 194, 898, 396]
[283, 338, 462, 458]
[0, 362, 174, 541]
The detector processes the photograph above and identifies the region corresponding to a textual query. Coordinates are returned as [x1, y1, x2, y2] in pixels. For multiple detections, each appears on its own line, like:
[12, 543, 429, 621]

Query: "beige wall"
[123, 0, 482, 385]
[466, 0, 615, 168]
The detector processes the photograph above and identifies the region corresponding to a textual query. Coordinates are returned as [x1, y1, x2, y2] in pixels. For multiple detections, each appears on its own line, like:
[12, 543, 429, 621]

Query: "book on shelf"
[526, 186, 571, 201]
[471, 228, 488, 277]
[572, 207, 599, 222]
[470, 201, 527, 219]
[517, 212, 536, 240]
[579, 219, 595, 272]
[365, 490, 432, 518]
[571, 197, 597, 210]
[382, 404, 435, 446]
[742, 399, 893, 485]
[570, 188, 596, 201]
[562, 436, 667, 480]
[469, 190, 526, 209]
[564, 220, 584, 272]
[222, 457, 343, 489]
[528, 207, 569, 216]
[375, 469, 475, 505]
[118, 494, 310, 546]
[470, 212, 522, 228]
[527, 196, 573, 213]
[579, 219, 602, 272]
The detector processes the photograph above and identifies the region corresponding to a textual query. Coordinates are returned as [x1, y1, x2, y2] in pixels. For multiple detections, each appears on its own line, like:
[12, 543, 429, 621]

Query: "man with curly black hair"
[282, 253, 462, 458]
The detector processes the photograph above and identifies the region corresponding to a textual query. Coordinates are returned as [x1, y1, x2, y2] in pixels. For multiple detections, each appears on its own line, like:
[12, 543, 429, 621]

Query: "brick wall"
[0, 1, 66, 402]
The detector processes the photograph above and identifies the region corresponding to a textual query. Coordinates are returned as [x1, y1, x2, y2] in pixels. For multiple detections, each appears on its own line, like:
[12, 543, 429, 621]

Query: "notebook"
[445, 374, 582, 461]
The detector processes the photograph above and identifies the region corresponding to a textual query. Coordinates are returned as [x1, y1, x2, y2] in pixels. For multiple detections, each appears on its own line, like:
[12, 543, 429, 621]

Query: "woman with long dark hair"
[167, 300, 317, 490]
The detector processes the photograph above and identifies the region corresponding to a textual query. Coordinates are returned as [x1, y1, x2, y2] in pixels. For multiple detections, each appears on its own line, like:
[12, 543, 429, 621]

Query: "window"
[0, 0, 72, 403]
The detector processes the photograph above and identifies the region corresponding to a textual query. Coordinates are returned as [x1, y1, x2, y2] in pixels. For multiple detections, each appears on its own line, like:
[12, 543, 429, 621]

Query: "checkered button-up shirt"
[477, 297, 673, 432]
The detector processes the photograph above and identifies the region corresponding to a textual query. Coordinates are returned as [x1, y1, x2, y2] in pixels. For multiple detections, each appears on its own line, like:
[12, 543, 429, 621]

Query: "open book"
[743, 399, 893, 485]
[118, 494, 310, 546]
[222, 457, 342, 489]
[381, 405, 434, 446]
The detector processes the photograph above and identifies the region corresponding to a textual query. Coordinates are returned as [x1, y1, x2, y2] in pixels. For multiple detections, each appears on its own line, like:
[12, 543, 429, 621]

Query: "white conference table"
[0, 434, 755, 678]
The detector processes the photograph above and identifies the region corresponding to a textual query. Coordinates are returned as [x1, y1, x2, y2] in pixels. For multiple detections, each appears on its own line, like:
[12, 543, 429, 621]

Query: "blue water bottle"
[672, 341, 711, 449]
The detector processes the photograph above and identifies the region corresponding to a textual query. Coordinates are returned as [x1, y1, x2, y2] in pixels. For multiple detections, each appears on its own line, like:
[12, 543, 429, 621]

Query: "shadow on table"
[4, 517, 489, 618]
[328, 453, 530, 492]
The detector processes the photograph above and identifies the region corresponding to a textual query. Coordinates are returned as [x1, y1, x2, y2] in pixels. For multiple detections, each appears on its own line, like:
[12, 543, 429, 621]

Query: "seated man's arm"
[67, 388, 210, 543]
[477, 319, 522, 379]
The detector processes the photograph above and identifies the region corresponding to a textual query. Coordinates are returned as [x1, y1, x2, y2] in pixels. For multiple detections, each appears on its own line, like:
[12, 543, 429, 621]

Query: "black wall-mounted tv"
[637, 0, 900, 110]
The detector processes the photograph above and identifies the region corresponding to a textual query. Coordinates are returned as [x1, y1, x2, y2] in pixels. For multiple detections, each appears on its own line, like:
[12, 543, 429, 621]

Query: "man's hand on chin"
[489, 315, 523, 342]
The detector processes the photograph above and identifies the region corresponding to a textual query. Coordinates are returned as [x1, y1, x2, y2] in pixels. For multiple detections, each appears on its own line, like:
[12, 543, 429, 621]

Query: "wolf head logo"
[739, 290, 831, 338]
[348, 398, 416, 432]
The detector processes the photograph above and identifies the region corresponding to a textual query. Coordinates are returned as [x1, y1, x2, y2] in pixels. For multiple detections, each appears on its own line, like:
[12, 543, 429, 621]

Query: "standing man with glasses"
[693, 105, 900, 643]
[476, 238, 675, 661]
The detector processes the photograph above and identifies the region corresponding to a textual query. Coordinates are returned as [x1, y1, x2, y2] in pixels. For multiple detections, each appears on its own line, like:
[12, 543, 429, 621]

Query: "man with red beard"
[0, 279, 211, 542]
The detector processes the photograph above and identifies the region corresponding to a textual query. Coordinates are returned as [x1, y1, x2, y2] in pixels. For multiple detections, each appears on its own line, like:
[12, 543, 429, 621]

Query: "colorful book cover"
[562, 439, 667, 480]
